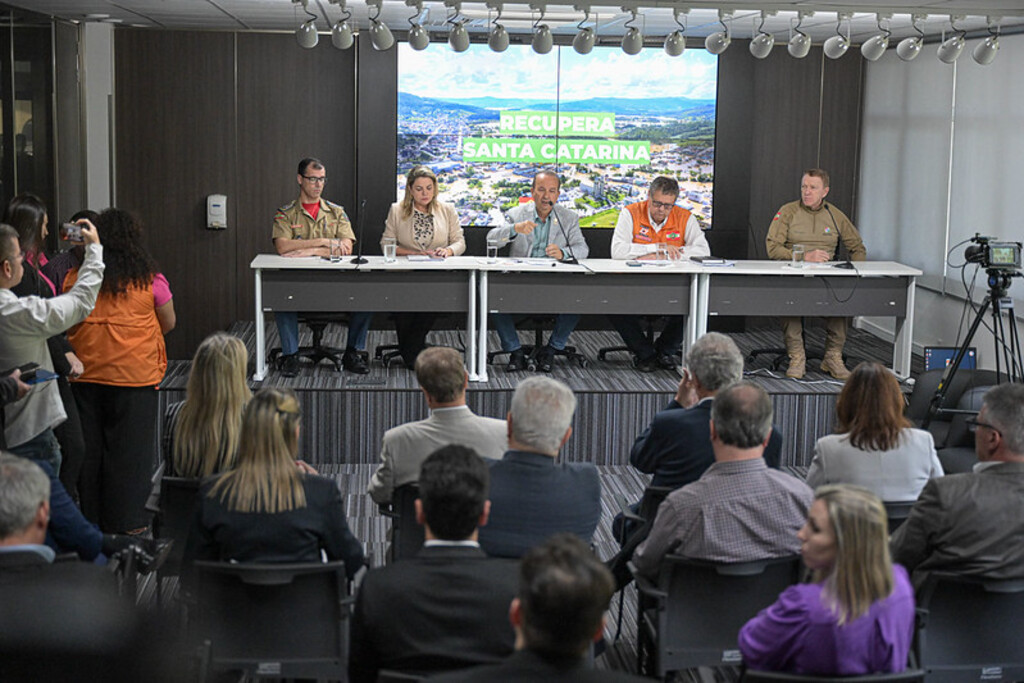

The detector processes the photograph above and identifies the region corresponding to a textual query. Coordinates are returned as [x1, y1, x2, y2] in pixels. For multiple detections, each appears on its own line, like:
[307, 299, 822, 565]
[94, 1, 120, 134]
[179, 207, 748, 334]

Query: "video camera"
[965, 234, 1022, 271]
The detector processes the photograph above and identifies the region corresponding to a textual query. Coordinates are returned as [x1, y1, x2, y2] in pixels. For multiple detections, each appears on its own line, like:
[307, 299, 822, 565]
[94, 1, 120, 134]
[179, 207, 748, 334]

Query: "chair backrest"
[916, 572, 1024, 682]
[943, 385, 992, 449]
[883, 501, 915, 534]
[741, 669, 926, 682]
[190, 560, 350, 679]
[905, 370, 998, 424]
[655, 555, 802, 671]
[639, 485, 675, 521]
[153, 476, 201, 577]
[390, 483, 425, 563]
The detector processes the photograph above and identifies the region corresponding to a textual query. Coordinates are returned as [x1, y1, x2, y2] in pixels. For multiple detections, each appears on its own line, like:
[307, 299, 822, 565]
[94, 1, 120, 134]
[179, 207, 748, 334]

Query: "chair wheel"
[578, 358, 590, 369]
[597, 351, 609, 361]
[526, 361, 537, 372]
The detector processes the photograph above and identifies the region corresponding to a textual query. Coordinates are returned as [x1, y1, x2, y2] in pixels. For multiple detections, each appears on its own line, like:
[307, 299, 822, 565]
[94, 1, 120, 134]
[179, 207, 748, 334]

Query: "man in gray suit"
[368, 347, 506, 504]
[485, 170, 589, 372]
[891, 382, 1024, 586]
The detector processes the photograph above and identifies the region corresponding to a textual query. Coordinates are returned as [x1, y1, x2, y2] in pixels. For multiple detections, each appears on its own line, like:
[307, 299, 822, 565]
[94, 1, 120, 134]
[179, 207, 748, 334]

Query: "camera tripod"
[924, 268, 1023, 428]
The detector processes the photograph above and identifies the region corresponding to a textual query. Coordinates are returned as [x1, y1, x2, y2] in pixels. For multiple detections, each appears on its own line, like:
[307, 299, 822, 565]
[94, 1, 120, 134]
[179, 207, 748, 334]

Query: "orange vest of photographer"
[64, 270, 167, 387]
[627, 201, 693, 246]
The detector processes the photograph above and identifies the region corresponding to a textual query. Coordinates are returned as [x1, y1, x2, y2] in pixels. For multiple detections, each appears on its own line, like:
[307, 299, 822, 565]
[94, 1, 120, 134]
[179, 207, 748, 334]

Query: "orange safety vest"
[65, 270, 167, 387]
[626, 201, 693, 247]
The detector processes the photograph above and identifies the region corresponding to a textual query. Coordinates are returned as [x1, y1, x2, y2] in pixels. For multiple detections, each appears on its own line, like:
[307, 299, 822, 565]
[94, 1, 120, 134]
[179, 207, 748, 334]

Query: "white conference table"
[251, 255, 921, 381]
[250, 254, 481, 381]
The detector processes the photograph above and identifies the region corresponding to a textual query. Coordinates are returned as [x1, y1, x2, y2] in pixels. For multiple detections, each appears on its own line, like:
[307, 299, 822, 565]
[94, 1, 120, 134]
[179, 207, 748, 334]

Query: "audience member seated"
[182, 388, 364, 584]
[163, 332, 252, 478]
[739, 485, 915, 676]
[618, 332, 784, 541]
[479, 377, 601, 558]
[432, 534, 646, 683]
[350, 445, 519, 681]
[633, 383, 812, 582]
[368, 346, 506, 504]
[806, 361, 942, 501]
[890, 383, 1024, 587]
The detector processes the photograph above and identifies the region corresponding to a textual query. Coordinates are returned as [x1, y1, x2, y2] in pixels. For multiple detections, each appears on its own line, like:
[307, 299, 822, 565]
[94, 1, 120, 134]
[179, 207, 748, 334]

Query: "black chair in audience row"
[379, 483, 425, 563]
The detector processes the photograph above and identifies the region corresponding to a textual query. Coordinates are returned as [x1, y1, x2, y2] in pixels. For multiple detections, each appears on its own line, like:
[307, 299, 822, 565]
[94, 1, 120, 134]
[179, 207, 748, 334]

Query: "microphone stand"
[351, 198, 369, 266]
[550, 202, 595, 274]
[824, 203, 855, 270]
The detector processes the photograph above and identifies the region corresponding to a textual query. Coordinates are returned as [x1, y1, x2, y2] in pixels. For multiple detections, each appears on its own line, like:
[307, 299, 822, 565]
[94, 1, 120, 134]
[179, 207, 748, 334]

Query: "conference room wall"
[108, 31, 863, 360]
[858, 32, 1024, 371]
[113, 30, 357, 360]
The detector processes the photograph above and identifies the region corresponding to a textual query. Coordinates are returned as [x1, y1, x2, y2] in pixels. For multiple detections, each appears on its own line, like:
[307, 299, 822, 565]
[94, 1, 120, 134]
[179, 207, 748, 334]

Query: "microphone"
[549, 201, 595, 274]
[351, 198, 369, 265]
[824, 203, 855, 270]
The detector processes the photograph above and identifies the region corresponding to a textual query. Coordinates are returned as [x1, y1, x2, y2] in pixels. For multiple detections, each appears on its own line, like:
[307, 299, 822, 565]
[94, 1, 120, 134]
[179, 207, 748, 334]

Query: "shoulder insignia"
[773, 212, 781, 220]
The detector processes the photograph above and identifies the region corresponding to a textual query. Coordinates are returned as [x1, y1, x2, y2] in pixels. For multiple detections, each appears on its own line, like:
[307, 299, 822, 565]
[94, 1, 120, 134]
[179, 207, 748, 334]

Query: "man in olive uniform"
[272, 157, 371, 376]
[765, 169, 866, 380]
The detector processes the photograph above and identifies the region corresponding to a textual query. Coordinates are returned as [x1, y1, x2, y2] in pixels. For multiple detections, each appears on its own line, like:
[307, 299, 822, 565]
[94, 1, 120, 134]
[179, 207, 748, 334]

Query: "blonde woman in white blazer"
[382, 166, 466, 366]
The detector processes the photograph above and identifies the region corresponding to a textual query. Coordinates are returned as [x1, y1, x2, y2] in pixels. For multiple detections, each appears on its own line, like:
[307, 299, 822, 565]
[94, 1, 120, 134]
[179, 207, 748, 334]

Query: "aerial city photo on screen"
[396, 43, 718, 228]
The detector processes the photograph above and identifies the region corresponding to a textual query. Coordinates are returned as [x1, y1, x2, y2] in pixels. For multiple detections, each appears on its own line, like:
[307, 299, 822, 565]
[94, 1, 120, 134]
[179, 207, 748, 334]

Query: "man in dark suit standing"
[891, 383, 1024, 587]
[432, 534, 645, 683]
[479, 377, 601, 558]
[349, 445, 519, 682]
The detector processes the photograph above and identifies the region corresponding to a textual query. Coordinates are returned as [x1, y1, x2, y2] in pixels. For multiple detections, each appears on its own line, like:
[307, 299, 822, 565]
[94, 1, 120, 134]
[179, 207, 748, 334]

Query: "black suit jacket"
[430, 649, 648, 682]
[479, 450, 602, 559]
[349, 545, 519, 683]
[631, 399, 783, 488]
[182, 473, 365, 583]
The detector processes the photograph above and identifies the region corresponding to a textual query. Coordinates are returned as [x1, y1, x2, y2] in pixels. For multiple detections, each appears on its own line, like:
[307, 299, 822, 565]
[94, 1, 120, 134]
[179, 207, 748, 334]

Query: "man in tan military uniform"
[766, 169, 866, 380]
[272, 157, 371, 376]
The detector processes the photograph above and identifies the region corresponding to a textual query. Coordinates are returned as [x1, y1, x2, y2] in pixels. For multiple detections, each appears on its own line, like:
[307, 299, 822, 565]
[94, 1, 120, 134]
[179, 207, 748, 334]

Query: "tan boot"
[786, 349, 806, 379]
[820, 351, 851, 380]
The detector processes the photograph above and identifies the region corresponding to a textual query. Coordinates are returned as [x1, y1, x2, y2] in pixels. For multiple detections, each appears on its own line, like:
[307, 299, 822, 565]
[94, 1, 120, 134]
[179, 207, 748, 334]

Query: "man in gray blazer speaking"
[368, 346, 506, 504]
[485, 170, 589, 373]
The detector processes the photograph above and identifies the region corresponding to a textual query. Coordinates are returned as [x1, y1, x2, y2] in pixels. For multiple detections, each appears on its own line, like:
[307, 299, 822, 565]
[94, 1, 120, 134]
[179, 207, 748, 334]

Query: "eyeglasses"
[302, 176, 327, 184]
[650, 199, 677, 211]
[965, 416, 1002, 436]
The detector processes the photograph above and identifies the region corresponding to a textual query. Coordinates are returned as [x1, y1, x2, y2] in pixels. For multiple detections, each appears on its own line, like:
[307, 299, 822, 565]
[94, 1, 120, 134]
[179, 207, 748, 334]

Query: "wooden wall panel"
[114, 30, 236, 360]
[355, 38, 398, 255]
[235, 33, 356, 318]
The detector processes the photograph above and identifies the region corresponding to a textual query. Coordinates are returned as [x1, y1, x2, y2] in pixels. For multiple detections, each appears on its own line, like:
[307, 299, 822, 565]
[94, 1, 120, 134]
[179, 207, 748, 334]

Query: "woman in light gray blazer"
[382, 166, 466, 366]
[806, 362, 943, 502]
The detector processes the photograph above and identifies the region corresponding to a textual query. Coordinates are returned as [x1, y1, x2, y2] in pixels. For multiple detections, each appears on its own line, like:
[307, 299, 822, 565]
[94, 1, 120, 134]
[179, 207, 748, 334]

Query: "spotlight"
[664, 7, 686, 56]
[331, 19, 354, 49]
[749, 12, 776, 60]
[488, 4, 509, 52]
[449, 22, 469, 52]
[532, 6, 552, 54]
[860, 14, 891, 61]
[367, 1, 394, 50]
[573, 7, 595, 55]
[297, 19, 319, 48]
[897, 13, 926, 61]
[704, 10, 732, 55]
[823, 13, 851, 59]
[408, 24, 429, 50]
[973, 28, 1000, 65]
[621, 10, 642, 55]
[937, 16, 966, 64]
[787, 11, 812, 59]
[405, 1, 429, 50]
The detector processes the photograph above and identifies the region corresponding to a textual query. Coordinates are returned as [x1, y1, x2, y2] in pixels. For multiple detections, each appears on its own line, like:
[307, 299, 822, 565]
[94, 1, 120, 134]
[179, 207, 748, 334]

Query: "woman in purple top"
[739, 485, 915, 676]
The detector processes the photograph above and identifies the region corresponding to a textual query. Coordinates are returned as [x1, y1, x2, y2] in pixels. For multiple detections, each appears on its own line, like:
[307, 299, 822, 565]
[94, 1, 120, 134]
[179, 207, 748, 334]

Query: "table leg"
[467, 270, 480, 381]
[893, 276, 916, 379]
[254, 267, 266, 381]
[475, 271, 489, 382]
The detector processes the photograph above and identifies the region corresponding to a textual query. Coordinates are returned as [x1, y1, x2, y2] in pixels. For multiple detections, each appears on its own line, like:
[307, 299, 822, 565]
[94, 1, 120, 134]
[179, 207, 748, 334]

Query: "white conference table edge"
[250, 255, 922, 381]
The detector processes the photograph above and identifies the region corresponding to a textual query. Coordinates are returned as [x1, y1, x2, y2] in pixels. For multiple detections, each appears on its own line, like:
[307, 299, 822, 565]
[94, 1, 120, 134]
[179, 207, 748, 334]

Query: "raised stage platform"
[157, 322, 923, 471]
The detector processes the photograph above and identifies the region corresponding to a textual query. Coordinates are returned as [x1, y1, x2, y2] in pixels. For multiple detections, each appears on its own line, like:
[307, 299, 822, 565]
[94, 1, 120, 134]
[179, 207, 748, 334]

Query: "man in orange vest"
[609, 176, 710, 372]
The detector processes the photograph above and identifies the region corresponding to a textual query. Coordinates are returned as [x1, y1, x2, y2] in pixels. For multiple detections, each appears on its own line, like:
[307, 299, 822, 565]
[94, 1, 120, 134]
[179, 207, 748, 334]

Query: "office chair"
[379, 483, 425, 563]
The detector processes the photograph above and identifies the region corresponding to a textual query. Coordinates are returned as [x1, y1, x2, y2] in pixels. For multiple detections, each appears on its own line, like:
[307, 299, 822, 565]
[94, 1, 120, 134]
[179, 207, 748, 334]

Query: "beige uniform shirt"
[272, 196, 356, 243]
[766, 200, 866, 261]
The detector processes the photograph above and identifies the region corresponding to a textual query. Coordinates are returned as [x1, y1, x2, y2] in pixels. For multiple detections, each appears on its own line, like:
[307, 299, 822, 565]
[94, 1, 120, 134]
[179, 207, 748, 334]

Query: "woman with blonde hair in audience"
[806, 361, 942, 501]
[739, 484, 915, 675]
[182, 388, 364, 580]
[163, 332, 251, 478]
[381, 165, 465, 366]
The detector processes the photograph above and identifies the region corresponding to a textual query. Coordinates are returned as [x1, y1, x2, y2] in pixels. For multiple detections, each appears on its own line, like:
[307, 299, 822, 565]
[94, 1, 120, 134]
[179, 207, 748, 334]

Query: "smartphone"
[24, 369, 59, 384]
[60, 222, 84, 243]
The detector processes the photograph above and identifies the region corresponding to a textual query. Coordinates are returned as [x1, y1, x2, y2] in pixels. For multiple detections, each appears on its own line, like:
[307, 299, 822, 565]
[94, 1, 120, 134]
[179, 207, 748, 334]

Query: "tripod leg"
[924, 296, 992, 429]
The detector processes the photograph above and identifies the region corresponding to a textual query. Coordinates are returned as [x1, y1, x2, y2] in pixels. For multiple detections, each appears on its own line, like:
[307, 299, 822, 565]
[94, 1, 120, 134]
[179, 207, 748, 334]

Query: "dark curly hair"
[95, 208, 160, 296]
